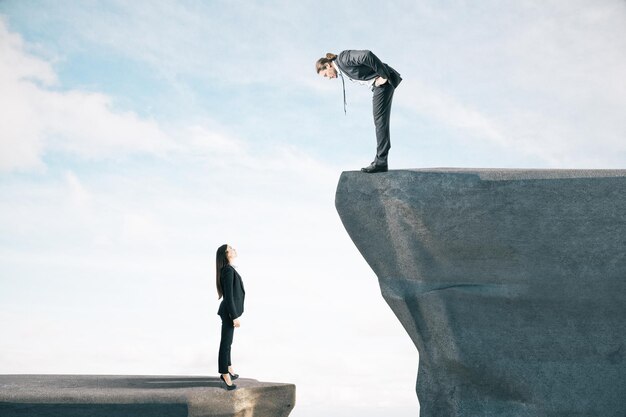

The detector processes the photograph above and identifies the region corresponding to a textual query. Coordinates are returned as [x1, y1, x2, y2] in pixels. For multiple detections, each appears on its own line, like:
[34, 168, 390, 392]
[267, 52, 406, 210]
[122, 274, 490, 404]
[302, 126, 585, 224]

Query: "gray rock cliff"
[0, 375, 295, 417]
[335, 169, 626, 417]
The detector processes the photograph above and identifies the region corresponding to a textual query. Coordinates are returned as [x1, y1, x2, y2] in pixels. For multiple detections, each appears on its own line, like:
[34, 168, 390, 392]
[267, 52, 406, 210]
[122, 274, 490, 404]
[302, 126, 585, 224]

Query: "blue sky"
[1, 1, 626, 416]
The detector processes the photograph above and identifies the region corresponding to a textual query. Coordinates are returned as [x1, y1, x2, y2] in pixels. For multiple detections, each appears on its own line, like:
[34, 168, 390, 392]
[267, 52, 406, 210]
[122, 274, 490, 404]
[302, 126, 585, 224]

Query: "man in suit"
[316, 50, 402, 173]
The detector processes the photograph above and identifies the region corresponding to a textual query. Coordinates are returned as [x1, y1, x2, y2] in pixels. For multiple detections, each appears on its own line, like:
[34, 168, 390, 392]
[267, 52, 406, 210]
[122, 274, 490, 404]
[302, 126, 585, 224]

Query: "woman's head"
[216, 244, 237, 299]
[316, 53, 338, 79]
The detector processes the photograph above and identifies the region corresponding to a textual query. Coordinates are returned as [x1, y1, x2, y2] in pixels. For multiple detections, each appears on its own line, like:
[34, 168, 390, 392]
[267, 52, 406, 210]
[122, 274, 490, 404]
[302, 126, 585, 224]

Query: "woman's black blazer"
[217, 265, 245, 320]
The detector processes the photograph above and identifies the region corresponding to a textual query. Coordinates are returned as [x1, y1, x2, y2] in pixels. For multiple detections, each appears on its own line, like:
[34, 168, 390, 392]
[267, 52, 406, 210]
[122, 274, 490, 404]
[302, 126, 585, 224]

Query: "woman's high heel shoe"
[220, 374, 237, 390]
[229, 372, 239, 381]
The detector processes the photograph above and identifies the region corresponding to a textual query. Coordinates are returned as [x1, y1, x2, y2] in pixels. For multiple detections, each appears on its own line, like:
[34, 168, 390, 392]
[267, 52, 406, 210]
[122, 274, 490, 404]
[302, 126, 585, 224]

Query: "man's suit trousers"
[218, 315, 234, 374]
[372, 82, 395, 166]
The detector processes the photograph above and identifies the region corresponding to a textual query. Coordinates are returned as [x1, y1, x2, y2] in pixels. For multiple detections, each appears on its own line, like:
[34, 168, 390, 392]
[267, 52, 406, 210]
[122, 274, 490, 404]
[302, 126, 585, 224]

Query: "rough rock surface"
[335, 169, 626, 417]
[0, 375, 295, 417]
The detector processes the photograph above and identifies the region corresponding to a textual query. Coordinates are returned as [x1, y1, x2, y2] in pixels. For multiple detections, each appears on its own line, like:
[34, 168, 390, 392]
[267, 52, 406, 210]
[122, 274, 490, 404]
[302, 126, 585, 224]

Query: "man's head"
[316, 53, 338, 79]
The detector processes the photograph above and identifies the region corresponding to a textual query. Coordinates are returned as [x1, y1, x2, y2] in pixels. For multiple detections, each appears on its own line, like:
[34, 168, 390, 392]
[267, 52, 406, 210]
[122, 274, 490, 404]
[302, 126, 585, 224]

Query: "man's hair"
[316, 53, 337, 73]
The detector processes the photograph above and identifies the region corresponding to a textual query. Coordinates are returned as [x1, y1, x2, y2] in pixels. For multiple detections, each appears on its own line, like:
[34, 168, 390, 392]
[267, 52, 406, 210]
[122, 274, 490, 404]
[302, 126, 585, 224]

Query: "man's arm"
[342, 50, 391, 80]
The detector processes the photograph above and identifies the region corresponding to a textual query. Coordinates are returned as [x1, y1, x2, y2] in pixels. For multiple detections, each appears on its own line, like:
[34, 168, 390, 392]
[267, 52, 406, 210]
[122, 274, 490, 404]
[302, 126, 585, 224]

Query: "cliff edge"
[0, 375, 295, 417]
[335, 169, 626, 417]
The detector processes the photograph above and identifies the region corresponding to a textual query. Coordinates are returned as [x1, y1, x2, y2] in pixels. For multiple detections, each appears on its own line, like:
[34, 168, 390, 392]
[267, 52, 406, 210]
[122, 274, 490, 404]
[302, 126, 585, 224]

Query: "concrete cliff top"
[336, 169, 626, 417]
[0, 375, 295, 417]
[382, 167, 626, 180]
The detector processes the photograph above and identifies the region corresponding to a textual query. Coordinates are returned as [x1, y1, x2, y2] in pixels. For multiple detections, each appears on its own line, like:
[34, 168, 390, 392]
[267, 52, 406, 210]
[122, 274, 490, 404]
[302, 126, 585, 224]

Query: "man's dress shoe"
[361, 163, 388, 173]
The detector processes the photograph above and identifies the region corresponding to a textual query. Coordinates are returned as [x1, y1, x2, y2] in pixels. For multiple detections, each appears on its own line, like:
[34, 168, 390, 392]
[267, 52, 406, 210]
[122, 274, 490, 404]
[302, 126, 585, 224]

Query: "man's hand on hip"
[374, 77, 388, 87]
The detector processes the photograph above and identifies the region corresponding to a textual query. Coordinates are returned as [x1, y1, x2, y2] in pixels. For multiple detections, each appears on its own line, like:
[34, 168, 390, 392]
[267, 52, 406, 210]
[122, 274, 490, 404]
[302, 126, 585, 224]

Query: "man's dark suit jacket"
[217, 265, 245, 320]
[336, 50, 402, 88]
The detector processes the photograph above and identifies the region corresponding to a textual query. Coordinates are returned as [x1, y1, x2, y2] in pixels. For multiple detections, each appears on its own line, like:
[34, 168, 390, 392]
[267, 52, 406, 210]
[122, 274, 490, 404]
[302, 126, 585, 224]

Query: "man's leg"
[372, 83, 395, 166]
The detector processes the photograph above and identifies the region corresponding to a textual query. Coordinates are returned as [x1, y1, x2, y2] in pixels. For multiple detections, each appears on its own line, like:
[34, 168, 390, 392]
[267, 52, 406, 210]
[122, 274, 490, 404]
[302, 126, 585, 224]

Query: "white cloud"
[0, 19, 178, 171]
[181, 125, 246, 155]
[0, 18, 339, 180]
[65, 170, 92, 209]
[120, 212, 166, 246]
[401, 80, 508, 146]
[0, 24, 50, 171]
[393, 1, 626, 167]
[32, 1, 319, 87]
[41, 90, 176, 158]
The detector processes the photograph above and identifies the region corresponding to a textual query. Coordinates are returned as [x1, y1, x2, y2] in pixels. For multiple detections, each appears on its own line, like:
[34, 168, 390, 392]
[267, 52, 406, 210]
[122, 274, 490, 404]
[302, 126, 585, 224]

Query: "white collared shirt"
[333, 61, 376, 88]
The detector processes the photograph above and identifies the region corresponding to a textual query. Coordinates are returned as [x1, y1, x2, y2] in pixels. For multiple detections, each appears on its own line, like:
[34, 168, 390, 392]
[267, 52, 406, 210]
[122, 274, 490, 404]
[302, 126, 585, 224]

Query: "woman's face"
[226, 245, 237, 262]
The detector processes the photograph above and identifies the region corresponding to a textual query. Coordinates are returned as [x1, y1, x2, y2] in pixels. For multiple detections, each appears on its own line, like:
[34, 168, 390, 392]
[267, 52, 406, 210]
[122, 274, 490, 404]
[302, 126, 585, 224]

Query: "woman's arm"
[221, 266, 239, 320]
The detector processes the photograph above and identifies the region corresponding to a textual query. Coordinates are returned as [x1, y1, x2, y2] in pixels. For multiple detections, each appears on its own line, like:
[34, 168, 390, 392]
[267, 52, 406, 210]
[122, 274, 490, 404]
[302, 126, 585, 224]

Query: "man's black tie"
[339, 72, 347, 115]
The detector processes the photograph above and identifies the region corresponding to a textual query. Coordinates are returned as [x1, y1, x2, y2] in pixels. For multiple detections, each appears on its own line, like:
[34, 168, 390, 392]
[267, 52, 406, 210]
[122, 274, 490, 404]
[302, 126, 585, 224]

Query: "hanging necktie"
[339, 71, 347, 115]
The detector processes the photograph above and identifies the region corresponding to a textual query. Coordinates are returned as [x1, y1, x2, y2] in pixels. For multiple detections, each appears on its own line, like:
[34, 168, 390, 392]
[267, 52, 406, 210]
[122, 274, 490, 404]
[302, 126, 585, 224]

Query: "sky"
[1, 1, 626, 416]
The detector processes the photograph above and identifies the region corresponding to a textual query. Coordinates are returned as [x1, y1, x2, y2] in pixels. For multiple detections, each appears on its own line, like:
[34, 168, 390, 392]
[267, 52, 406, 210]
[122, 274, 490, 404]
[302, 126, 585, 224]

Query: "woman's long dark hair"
[216, 244, 229, 299]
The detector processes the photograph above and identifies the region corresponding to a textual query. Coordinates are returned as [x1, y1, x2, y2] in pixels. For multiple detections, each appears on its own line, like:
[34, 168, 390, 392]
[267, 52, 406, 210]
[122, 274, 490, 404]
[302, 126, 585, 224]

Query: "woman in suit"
[216, 244, 245, 390]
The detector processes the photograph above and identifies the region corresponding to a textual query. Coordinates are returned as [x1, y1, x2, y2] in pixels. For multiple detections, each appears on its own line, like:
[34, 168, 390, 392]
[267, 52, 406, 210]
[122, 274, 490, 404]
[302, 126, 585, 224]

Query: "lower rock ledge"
[0, 374, 296, 417]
